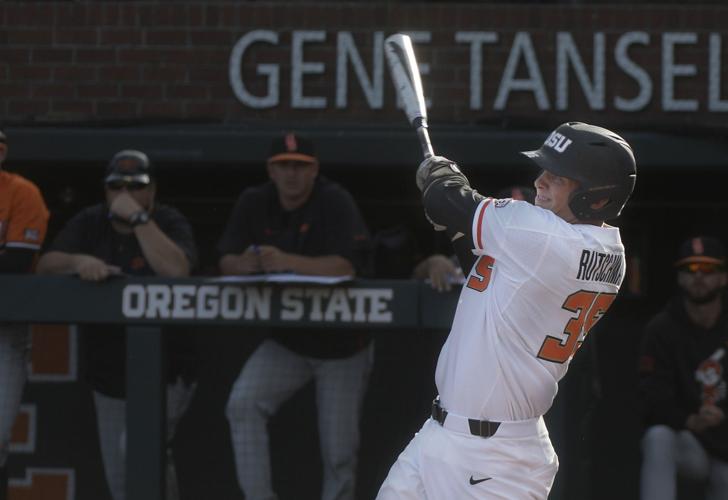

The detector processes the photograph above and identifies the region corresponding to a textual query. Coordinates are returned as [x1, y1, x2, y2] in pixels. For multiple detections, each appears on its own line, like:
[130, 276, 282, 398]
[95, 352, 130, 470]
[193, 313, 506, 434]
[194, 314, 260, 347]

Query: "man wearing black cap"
[0, 129, 49, 500]
[37, 149, 198, 500]
[378, 122, 636, 499]
[219, 132, 371, 500]
[639, 236, 728, 500]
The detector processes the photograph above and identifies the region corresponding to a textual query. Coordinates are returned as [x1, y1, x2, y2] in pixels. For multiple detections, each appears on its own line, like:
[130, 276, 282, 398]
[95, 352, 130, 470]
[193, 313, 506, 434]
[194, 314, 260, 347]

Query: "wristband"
[128, 210, 151, 227]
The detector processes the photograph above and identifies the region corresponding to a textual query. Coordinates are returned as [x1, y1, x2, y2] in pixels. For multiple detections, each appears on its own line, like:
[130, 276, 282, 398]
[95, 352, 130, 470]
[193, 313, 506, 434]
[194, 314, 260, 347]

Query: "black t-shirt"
[47, 203, 199, 397]
[218, 176, 372, 358]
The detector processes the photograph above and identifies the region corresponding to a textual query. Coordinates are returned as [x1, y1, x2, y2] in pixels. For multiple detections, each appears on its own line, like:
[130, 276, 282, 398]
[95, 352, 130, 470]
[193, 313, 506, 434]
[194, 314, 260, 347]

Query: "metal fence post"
[126, 325, 166, 500]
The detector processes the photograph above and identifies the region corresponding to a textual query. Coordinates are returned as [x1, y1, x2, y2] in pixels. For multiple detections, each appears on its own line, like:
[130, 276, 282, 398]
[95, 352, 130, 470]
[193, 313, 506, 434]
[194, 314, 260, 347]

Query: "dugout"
[4, 122, 728, 500]
[7, 122, 728, 291]
[3, 0, 728, 498]
[7, 122, 728, 295]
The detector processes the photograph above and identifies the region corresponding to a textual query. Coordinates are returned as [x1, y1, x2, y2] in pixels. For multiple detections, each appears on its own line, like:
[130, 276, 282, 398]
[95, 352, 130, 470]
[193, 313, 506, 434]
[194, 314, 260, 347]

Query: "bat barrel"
[385, 33, 434, 160]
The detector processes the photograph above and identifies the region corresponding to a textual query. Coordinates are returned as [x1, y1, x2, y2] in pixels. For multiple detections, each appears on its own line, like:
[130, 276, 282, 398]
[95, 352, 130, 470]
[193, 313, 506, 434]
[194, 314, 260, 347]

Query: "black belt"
[431, 398, 501, 438]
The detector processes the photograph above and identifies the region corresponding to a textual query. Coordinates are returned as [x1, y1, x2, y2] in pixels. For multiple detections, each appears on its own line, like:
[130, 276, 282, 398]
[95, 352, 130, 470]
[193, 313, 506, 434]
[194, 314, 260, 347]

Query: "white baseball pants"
[377, 416, 558, 499]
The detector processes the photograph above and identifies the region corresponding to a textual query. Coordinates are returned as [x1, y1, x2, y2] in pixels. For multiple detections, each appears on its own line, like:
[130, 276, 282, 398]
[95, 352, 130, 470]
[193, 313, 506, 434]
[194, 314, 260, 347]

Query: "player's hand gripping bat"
[384, 33, 434, 159]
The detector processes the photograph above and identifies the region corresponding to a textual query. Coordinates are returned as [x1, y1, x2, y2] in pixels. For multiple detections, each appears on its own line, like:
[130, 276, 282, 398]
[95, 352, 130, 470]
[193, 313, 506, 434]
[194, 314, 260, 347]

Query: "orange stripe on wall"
[9, 410, 30, 445]
[10, 470, 72, 500]
[29, 325, 71, 376]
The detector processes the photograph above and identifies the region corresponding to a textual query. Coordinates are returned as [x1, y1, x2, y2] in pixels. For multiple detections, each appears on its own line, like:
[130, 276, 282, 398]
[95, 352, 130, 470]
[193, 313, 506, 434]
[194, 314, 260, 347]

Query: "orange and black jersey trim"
[0, 170, 49, 251]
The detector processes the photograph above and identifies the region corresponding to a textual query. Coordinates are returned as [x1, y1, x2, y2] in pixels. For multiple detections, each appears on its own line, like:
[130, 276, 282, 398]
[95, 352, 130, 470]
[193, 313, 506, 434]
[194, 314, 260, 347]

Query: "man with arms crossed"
[377, 122, 636, 499]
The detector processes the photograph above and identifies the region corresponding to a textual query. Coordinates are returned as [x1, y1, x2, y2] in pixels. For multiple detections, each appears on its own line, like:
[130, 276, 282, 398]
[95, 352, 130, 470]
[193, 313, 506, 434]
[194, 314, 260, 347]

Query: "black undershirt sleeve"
[0, 248, 36, 273]
[450, 232, 477, 277]
[420, 164, 486, 274]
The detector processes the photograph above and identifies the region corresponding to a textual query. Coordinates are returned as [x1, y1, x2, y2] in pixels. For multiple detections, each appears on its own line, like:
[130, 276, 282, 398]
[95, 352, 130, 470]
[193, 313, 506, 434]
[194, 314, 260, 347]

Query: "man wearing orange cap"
[639, 236, 728, 500]
[219, 132, 372, 500]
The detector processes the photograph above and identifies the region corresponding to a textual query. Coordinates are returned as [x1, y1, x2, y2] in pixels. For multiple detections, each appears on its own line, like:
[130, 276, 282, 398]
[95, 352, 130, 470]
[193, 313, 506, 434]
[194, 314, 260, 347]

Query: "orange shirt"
[0, 170, 49, 251]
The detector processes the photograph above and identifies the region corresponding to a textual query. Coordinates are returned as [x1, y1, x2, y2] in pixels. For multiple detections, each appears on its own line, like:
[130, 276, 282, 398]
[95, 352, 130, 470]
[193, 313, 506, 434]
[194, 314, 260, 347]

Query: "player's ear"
[0, 143, 7, 164]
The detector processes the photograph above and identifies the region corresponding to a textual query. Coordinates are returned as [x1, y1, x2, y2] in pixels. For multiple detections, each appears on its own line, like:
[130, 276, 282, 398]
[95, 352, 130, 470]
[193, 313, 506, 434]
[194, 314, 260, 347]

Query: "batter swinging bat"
[384, 33, 434, 159]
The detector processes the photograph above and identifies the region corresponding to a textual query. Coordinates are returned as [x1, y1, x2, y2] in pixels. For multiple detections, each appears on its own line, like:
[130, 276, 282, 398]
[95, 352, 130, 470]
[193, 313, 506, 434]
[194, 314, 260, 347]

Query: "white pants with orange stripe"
[376, 417, 558, 500]
[0, 325, 29, 468]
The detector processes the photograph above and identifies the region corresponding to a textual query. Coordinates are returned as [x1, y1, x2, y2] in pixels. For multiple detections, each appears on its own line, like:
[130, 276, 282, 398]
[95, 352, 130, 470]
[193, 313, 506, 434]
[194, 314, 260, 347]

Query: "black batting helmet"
[521, 122, 636, 221]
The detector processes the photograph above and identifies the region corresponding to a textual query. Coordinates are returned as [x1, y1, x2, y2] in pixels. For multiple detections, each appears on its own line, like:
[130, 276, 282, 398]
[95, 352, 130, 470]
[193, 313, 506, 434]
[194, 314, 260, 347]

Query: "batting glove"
[416, 155, 462, 192]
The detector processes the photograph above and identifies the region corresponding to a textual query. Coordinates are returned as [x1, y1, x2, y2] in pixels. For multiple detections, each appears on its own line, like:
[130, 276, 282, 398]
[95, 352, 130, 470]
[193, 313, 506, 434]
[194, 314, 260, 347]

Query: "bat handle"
[414, 117, 434, 159]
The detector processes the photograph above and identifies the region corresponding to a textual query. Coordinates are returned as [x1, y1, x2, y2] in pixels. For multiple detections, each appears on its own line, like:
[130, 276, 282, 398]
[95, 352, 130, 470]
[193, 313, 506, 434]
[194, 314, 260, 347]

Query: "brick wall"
[1, 2, 726, 130]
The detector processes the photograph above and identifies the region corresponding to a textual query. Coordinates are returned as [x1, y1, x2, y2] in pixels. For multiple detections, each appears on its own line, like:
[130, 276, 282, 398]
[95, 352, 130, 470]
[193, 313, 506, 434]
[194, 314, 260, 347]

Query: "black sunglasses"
[105, 180, 149, 191]
[678, 262, 725, 275]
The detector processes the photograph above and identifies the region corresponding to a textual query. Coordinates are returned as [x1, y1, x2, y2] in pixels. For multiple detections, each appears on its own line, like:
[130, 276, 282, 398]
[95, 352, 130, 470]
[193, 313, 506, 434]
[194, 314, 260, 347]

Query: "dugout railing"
[0, 275, 461, 500]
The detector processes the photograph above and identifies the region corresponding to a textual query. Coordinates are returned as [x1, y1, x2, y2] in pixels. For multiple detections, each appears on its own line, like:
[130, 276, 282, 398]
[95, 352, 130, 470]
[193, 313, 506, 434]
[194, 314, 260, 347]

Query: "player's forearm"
[416, 156, 484, 235]
[286, 254, 354, 277]
[412, 256, 433, 279]
[134, 223, 190, 277]
[219, 252, 262, 275]
[413, 254, 451, 279]
[36, 251, 84, 275]
[220, 254, 243, 275]
[422, 177, 483, 235]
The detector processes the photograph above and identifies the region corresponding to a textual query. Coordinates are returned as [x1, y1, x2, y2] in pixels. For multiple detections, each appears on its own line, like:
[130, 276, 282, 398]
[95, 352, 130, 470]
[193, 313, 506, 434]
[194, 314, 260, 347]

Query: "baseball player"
[376, 122, 636, 499]
[0, 129, 49, 500]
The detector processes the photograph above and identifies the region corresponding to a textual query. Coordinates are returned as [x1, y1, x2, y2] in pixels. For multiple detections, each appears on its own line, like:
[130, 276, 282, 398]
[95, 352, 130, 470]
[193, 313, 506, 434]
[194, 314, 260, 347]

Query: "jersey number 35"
[467, 255, 616, 364]
[538, 290, 616, 364]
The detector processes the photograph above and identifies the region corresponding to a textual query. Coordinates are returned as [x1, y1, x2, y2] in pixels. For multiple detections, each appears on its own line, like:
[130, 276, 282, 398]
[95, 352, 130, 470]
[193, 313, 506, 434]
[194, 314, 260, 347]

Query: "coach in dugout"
[36, 150, 198, 500]
[639, 236, 728, 500]
[0, 129, 49, 500]
[219, 132, 372, 500]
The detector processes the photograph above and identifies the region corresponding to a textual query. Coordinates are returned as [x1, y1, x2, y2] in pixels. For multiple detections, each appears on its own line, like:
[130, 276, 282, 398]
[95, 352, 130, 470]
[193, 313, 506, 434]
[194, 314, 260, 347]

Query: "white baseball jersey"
[436, 197, 625, 422]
